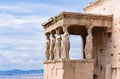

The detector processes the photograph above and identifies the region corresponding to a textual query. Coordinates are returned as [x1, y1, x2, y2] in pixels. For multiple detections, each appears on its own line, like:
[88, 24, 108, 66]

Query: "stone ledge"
[44, 59, 94, 64]
[44, 59, 94, 79]
[42, 11, 113, 29]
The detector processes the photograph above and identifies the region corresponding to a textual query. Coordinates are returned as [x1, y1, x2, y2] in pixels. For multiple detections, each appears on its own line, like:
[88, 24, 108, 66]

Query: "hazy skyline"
[0, 0, 94, 70]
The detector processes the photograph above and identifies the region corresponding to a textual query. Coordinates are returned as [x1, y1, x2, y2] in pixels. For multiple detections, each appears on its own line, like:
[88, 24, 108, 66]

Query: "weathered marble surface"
[54, 28, 61, 59]
[44, 59, 94, 79]
[45, 34, 50, 60]
[85, 26, 93, 59]
[49, 32, 56, 60]
[43, 0, 120, 79]
[61, 26, 70, 59]
[85, 0, 120, 79]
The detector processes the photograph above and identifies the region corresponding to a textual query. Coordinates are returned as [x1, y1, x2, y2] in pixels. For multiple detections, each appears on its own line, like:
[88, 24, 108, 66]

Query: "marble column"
[85, 26, 93, 59]
[54, 28, 62, 59]
[45, 33, 50, 60]
[61, 26, 70, 59]
[49, 31, 56, 60]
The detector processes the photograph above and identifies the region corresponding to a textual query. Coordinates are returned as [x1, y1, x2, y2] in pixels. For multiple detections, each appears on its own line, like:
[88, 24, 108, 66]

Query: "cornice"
[42, 12, 113, 29]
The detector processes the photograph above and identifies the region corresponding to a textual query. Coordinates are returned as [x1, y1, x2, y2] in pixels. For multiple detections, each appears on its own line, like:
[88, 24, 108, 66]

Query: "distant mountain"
[0, 69, 44, 76]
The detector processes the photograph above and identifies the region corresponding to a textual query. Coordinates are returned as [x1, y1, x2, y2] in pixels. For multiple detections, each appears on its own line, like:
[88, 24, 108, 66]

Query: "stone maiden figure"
[54, 28, 62, 59]
[61, 26, 70, 59]
[49, 31, 56, 60]
[85, 26, 93, 59]
[45, 33, 50, 60]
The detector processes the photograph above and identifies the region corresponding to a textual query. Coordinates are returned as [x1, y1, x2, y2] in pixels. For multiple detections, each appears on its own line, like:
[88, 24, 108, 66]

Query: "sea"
[0, 74, 44, 79]
[0, 69, 44, 79]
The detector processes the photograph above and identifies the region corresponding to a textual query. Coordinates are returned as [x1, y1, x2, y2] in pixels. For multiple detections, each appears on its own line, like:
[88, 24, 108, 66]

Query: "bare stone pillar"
[81, 34, 87, 59]
[116, 68, 120, 79]
[49, 31, 56, 60]
[45, 33, 50, 60]
[111, 68, 120, 79]
[85, 26, 93, 59]
[54, 28, 62, 59]
[112, 69, 117, 79]
[61, 26, 70, 59]
[105, 65, 112, 79]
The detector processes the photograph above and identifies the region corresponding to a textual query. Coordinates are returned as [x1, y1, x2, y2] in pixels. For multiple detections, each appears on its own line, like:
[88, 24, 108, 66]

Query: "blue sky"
[0, 0, 94, 70]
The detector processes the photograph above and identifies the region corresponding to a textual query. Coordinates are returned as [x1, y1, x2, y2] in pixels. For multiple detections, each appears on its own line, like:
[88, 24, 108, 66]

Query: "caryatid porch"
[42, 12, 113, 79]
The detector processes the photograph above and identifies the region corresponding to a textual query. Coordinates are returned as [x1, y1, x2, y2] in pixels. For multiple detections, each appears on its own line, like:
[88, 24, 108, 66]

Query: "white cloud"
[0, 2, 80, 14]
[0, 50, 44, 69]
[0, 3, 46, 68]
[0, 13, 48, 28]
[0, 0, 92, 70]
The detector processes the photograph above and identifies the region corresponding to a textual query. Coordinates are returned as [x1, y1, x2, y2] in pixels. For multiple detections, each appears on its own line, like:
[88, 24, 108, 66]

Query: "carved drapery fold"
[85, 26, 93, 59]
[49, 31, 56, 60]
[54, 28, 62, 59]
[61, 26, 70, 59]
[45, 33, 50, 60]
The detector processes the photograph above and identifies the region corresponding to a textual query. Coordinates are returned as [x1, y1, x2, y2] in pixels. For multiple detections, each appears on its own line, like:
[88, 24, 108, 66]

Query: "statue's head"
[56, 28, 61, 35]
[45, 33, 50, 40]
[62, 26, 69, 33]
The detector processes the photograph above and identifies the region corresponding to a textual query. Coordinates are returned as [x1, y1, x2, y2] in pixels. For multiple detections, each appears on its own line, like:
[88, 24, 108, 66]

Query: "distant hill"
[0, 69, 44, 76]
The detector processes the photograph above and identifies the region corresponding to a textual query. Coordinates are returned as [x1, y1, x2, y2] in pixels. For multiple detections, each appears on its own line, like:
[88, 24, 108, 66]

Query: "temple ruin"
[42, 0, 120, 79]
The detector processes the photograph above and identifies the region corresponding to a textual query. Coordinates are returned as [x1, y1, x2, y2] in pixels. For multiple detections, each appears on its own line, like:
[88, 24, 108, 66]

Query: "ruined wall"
[84, 1, 113, 79]
[84, 0, 120, 79]
[92, 27, 112, 79]
[111, 1, 120, 79]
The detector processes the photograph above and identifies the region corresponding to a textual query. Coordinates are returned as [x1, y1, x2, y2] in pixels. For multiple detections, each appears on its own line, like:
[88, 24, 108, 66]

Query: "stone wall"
[84, 0, 113, 15]
[92, 27, 112, 79]
[84, 0, 120, 79]
[44, 59, 94, 79]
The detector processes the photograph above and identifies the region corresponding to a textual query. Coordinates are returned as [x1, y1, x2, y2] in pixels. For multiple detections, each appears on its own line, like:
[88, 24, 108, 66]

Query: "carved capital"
[62, 25, 69, 34]
[45, 33, 50, 40]
[56, 27, 61, 35]
[51, 30, 56, 38]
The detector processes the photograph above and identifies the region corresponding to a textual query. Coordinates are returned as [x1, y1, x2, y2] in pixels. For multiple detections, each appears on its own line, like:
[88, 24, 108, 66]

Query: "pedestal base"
[44, 59, 94, 79]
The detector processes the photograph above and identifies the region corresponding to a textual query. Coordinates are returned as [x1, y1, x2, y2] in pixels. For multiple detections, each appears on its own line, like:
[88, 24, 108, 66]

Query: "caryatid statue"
[49, 31, 56, 60]
[45, 33, 50, 60]
[54, 28, 62, 59]
[61, 26, 70, 59]
[85, 26, 93, 59]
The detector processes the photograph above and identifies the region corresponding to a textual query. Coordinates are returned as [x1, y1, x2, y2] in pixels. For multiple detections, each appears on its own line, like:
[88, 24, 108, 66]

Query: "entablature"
[42, 12, 113, 34]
